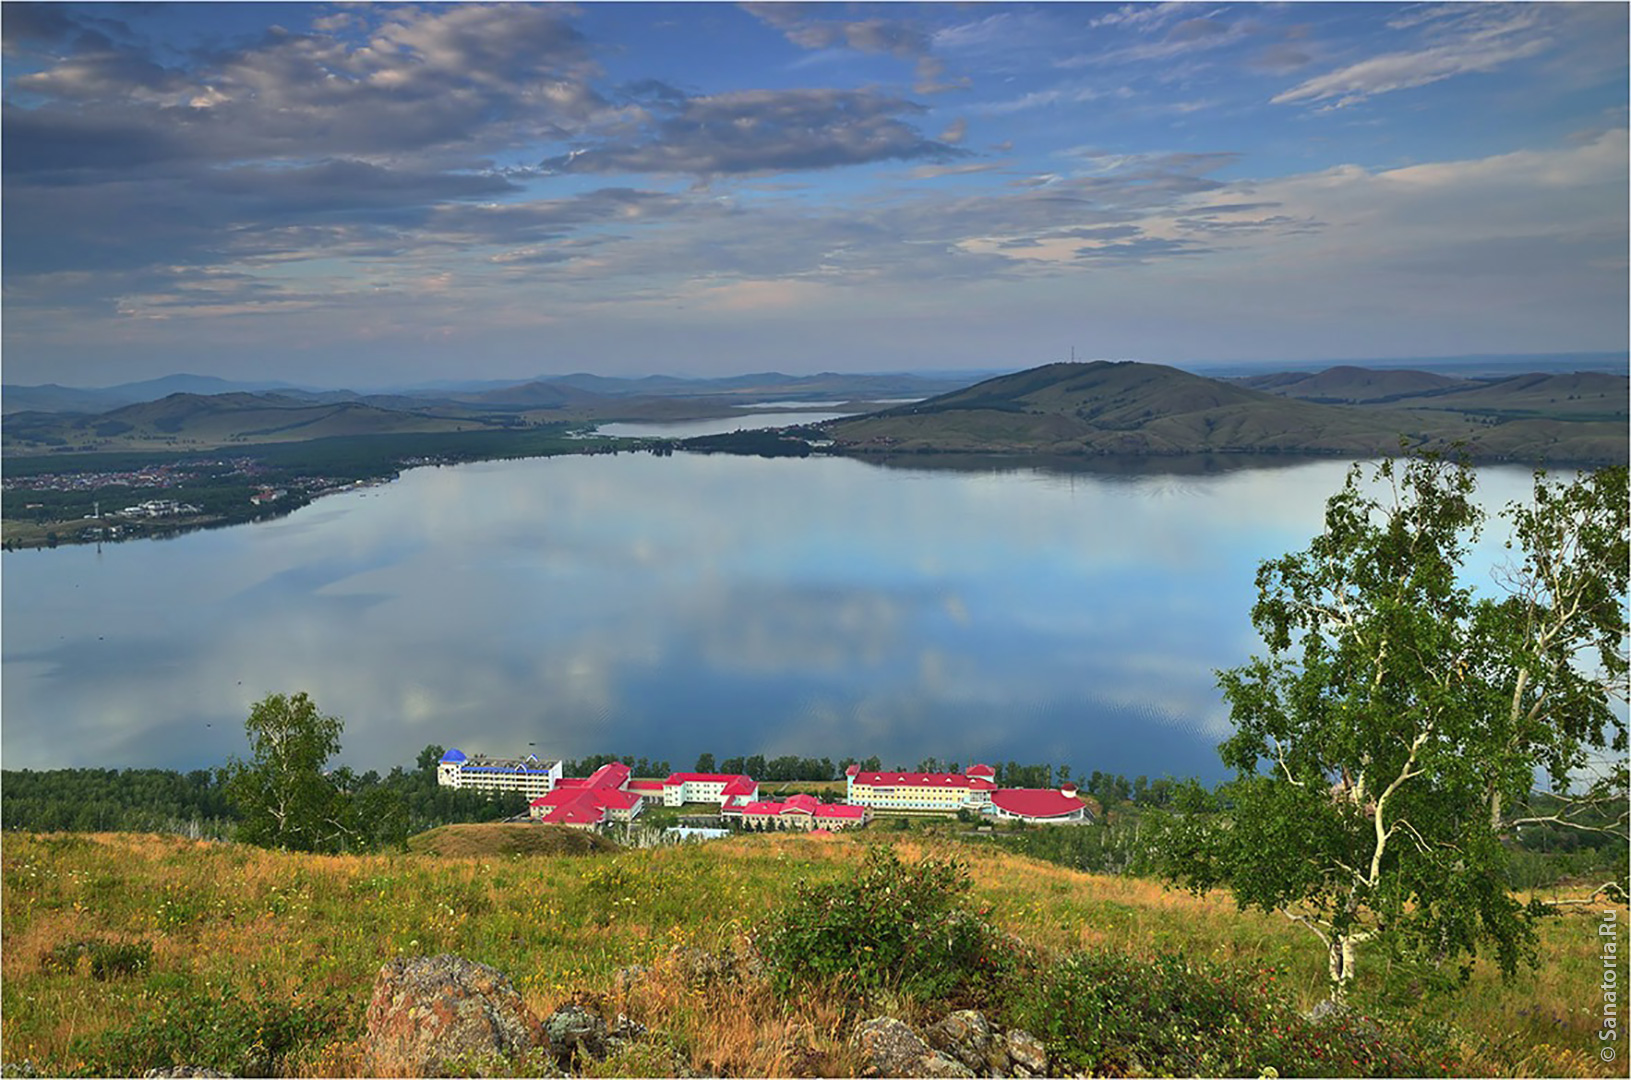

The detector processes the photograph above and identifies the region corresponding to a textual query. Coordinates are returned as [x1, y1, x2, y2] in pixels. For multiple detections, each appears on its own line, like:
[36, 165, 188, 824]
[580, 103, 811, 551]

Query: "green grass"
[1, 831, 1623, 1077]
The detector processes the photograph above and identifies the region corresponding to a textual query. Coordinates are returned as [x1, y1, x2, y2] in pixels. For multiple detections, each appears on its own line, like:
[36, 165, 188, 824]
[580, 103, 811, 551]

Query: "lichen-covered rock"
[544, 1003, 609, 1067]
[928, 1010, 1007, 1074]
[669, 945, 728, 986]
[365, 954, 541, 1075]
[854, 1017, 975, 1079]
[1003, 1029, 1048, 1077]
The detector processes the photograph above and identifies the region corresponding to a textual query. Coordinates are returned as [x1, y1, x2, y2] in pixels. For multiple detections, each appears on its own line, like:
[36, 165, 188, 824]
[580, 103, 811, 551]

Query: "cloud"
[539, 88, 964, 177]
[744, 3, 964, 93]
[1274, 4, 1553, 107]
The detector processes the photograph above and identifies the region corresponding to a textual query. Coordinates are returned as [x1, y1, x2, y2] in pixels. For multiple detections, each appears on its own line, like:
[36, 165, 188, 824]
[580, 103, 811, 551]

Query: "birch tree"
[1159, 455, 1627, 1000]
[221, 691, 354, 852]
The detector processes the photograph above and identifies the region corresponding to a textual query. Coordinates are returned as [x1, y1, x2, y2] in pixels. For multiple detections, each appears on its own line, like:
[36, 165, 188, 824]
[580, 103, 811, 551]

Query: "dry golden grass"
[2, 829, 1624, 1077]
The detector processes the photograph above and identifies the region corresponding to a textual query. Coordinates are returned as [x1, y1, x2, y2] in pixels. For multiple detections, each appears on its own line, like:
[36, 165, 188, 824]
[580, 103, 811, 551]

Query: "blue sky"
[3, 1, 1626, 387]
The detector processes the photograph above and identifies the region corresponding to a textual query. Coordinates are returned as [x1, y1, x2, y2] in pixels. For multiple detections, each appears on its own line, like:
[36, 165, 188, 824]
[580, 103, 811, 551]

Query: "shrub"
[1004, 949, 1457, 1078]
[756, 845, 1018, 1006]
[41, 939, 153, 980]
[79, 979, 351, 1077]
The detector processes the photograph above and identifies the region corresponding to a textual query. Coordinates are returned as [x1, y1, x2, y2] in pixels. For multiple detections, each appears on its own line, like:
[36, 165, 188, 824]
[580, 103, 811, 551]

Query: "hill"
[1236, 365, 1474, 403]
[0, 831, 1617, 1077]
[406, 822, 619, 857]
[1, 392, 503, 453]
[825, 361, 1627, 465]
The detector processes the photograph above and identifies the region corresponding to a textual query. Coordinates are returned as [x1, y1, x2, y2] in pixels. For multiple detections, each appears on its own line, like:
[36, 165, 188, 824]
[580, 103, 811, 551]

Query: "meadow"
[1, 828, 1623, 1077]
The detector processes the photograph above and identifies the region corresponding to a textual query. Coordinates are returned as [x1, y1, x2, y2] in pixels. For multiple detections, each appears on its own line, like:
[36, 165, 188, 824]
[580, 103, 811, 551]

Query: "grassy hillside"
[405, 822, 620, 857]
[2, 393, 495, 454]
[827, 361, 1627, 465]
[1, 830, 1621, 1077]
[1238, 366, 1475, 403]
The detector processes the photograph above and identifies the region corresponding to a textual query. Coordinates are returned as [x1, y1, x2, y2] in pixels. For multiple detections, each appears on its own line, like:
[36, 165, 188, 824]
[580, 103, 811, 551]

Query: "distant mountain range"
[5, 362, 1624, 466]
[1, 370, 986, 416]
[825, 362, 1628, 466]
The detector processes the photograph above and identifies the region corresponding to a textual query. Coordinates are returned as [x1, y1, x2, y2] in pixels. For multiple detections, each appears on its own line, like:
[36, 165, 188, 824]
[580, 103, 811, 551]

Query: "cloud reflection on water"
[2, 454, 1545, 780]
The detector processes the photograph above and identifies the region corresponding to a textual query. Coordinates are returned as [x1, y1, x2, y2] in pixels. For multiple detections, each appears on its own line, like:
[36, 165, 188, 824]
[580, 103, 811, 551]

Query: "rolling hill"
[1236, 365, 1474, 403]
[1, 392, 492, 452]
[825, 361, 1627, 465]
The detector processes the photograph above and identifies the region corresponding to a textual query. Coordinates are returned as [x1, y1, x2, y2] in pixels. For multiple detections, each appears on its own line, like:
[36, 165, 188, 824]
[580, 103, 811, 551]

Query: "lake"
[1, 452, 1543, 781]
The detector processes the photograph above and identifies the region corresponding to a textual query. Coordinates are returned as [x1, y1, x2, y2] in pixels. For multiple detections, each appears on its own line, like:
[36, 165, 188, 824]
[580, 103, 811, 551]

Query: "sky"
[2, 1, 1627, 389]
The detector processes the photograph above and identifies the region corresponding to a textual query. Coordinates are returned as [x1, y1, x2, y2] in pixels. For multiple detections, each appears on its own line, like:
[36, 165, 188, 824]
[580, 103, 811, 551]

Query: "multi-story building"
[730, 793, 870, 831]
[843, 763, 996, 813]
[659, 772, 759, 808]
[529, 761, 644, 828]
[437, 748, 562, 800]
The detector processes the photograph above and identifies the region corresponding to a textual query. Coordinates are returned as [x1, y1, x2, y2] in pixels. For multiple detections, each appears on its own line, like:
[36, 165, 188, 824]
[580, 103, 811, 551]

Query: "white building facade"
[437, 748, 562, 800]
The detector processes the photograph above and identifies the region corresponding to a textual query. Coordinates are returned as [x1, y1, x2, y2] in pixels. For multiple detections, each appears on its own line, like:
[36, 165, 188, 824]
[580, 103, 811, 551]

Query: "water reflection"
[1, 454, 1541, 781]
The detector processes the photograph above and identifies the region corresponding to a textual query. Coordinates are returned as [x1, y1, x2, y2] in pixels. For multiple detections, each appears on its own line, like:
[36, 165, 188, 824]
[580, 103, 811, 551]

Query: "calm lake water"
[1, 453, 1542, 780]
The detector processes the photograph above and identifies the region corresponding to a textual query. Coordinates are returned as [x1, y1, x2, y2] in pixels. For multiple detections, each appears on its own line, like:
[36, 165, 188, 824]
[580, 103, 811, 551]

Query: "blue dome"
[440, 748, 467, 763]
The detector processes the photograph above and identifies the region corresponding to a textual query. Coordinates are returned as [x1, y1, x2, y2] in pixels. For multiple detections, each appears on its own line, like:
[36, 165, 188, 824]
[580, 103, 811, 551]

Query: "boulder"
[543, 1003, 609, 1067]
[928, 1010, 1007, 1075]
[1003, 1029, 1048, 1077]
[854, 1018, 974, 1079]
[365, 954, 541, 1075]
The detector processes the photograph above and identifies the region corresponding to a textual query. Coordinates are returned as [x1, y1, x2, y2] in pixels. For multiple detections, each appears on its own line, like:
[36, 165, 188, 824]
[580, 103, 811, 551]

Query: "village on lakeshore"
[436, 749, 1093, 832]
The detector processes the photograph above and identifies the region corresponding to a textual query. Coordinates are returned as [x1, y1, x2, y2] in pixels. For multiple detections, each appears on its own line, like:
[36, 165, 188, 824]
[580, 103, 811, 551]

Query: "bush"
[41, 939, 153, 980]
[79, 979, 350, 1077]
[756, 846, 1018, 1006]
[1004, 950, 1457, 1077]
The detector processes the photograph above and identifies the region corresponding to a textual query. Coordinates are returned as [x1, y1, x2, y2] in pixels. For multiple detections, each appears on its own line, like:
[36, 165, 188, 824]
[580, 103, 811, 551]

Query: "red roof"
[967, 763, 996, 778]
[853, 771, 972, 788]
[584, 761, 631, 790]
[721, 776, 758, 797]
[990, 789, 1087, 819]
[626, 779, 665, 792]
[845, 764, 860, 777]
[665, 772, 755, 786]
[782, 793, 819, 814]
[815, 804, 866, 819]
[530, 781, 641, 825]
[968, 778, 996, 791]
[553, 778, 588, 789]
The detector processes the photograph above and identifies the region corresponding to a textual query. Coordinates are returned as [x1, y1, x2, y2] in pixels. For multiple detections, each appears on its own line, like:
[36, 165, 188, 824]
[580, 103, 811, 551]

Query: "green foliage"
[220, 692, 352, 853]
[756, 846, 1018, 1005]
[1006, 950, 1457, 1077]
[1159, 455, 1629, 995]
[984, 820, 1157, 875]
[42, 939, 153, 980]
[80, 978, 350, 1078]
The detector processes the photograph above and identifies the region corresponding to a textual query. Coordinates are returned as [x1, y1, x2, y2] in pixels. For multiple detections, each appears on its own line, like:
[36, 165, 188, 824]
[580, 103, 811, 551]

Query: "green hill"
[1238, 365, 1475, 403]
[0, 831, 1618, 1077]
[406, 822, 620, 857]
[826, 361, 1626, 465]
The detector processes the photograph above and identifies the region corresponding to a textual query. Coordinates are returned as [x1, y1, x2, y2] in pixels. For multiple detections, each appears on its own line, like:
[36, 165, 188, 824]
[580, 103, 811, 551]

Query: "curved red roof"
[990, 789, 1087, 819]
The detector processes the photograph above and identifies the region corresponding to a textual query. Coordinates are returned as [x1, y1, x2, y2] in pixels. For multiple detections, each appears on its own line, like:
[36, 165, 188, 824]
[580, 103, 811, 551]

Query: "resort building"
[529, 761, 643, 828]
[437, 749, 562, 800]
[987, 785, 1093, 825]
[843, 764, 997, 813]
[731, 793, 871, 831]
[658, 772, 759, 808]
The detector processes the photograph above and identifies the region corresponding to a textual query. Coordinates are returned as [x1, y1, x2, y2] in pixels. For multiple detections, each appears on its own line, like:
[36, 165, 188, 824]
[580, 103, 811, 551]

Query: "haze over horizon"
[4, 2, 1627, 389]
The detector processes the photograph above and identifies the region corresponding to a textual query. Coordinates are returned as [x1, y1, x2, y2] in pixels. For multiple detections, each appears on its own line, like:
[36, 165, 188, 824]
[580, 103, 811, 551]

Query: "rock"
[544, 1003, 609, 1067]
[140, 1071, 230, 1079]
[927, 1010, 1006, 1074]
[854, 1017, 975, 1079]
[669, 945, 728, 986]
[1003, 1029, 1048, 1077]
[365, 954, 541, 1075]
